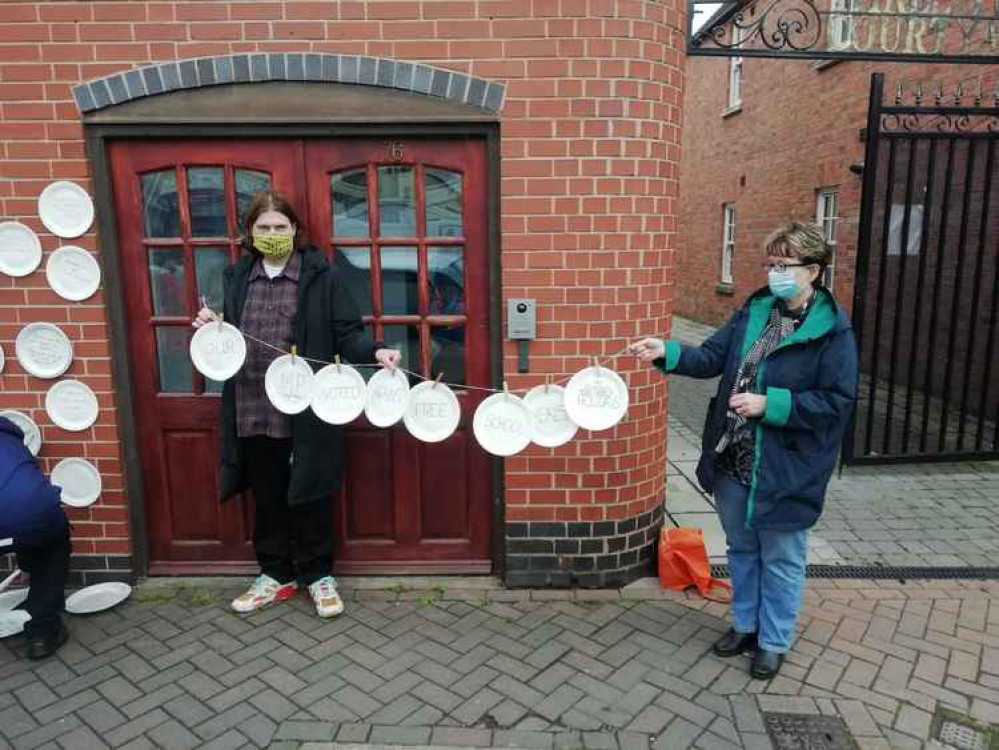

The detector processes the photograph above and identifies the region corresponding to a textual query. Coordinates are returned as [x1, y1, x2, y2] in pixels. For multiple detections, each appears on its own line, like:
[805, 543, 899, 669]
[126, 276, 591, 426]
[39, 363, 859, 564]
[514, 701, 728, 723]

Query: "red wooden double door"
[109, 138, 492, 575]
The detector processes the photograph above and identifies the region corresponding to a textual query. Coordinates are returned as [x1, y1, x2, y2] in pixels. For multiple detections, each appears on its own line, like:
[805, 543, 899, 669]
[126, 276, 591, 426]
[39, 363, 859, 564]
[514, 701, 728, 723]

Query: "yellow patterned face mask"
[253, 234, 294, 260]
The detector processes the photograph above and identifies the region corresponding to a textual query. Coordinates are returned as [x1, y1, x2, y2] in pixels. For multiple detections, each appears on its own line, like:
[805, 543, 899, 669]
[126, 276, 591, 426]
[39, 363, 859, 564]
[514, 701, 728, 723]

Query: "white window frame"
[816, 188, 839, 290]
[829, 0, 855, 49]
[727, 25, 744, 110]
[721, 204, 736, 285]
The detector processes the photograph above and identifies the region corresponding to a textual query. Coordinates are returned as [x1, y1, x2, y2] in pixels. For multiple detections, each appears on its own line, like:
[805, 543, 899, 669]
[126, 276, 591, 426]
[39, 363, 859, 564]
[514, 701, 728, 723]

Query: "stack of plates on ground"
[364, 368, 410, 427]
[65, 582, 131, 615]
[51, 457, 102, 507]
[0, 410, 42, 456]
[564, 365, 630, 431]
[189, 321, 246, 381]
[0, 571, 29, 638]
[473, 391, 533, 456]
[46, 380, 99, 432]
[523, 384, 578, 448]
[38, 181, 94, 239]
[0, 221, 42, 277]
[264, 354, 316, 415]
[46, 246, 101, 301]
[15, 322, 73, 379]
[310, 362, 367, 425]
[404, 381, 461, 443]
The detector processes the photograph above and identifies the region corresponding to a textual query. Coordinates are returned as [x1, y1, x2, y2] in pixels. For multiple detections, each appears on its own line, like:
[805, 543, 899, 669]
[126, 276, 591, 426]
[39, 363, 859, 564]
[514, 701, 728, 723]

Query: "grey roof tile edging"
[73, 53, 505, 114]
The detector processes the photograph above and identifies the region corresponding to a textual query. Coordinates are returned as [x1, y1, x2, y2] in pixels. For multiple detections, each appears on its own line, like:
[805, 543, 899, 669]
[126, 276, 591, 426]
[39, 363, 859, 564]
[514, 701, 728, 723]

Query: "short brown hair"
[764, 221, 831, 284]
[241, 190, 304, 255]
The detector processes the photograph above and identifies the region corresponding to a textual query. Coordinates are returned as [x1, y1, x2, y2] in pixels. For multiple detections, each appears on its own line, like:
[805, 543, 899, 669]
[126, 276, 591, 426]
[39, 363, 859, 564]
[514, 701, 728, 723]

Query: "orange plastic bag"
[658, 526, 731, 602]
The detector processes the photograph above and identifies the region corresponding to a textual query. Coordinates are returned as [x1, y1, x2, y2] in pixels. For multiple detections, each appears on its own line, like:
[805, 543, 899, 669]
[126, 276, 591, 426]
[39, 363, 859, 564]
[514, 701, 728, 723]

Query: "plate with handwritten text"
[564, 365, 629, 432]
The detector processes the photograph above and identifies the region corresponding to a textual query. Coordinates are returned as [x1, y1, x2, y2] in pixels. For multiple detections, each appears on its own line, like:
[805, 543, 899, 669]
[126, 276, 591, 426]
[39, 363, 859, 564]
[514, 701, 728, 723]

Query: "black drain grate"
[763, 712, 860, 750]
[710, 564, 999, 580]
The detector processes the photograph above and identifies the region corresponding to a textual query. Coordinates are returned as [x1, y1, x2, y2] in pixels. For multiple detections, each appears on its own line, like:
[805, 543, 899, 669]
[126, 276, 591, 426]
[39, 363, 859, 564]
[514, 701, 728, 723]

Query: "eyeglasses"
[763, 261, 813, 273]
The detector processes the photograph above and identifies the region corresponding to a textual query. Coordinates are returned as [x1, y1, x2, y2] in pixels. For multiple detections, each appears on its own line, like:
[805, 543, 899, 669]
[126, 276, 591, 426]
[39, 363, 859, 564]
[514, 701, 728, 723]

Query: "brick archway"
[72, 53, 505, 114]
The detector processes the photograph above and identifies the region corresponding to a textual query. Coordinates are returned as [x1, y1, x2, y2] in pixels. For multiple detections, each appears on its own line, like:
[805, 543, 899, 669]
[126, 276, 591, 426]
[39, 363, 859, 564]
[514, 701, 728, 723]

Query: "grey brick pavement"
[2, 578, 998, 749]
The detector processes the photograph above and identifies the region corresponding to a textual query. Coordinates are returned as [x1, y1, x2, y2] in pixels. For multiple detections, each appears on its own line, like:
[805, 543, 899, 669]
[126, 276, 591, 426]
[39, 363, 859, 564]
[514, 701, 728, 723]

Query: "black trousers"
[13, 515, 71, 639]
[242, 436, 334, 586]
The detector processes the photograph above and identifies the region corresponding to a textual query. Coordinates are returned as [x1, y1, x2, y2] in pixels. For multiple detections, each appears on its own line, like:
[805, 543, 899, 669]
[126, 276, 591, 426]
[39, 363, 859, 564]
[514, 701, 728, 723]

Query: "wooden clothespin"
[545, 374, 551, 394]
[291, 345, 297, 364]
[503, 381, 510, 399]
[433, 372, 443, 389]
[592, 356, 600, 374]
[334, 354, 341, 373]
[217, 311, 224, 331]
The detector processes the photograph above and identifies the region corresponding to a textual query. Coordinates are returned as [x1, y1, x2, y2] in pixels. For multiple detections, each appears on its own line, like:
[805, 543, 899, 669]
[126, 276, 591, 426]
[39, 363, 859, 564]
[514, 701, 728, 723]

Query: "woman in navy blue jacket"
[632, 222, 858, 679]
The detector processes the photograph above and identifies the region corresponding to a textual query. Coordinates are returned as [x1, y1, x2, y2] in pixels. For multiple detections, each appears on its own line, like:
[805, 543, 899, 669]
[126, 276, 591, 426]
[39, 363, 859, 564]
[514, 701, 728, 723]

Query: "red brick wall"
[0, 1, 685, 572]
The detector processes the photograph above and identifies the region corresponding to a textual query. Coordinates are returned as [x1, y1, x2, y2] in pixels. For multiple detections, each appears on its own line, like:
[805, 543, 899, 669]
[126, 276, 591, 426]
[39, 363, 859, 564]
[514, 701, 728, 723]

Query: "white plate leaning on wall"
[310, 362, 367, 425]
[189, 321, 246, 381]
[404, 380, 461, 443]
[564, 365, 630, 432]
[15, 322, 73, 379]
[364, 367, 410, 427]
[45, 380, 99, 432]
[0, 410, 43, 456]
[46, 245, 101, 301]
[51, 457, 102, 508]
[0, 221, 42, 277]
[523, 384, 578, 448]
[65, 582, 132, 615]
[264, 354, 316, 415]
[472, 391, 533, 457]
[38, 181, 94, 239]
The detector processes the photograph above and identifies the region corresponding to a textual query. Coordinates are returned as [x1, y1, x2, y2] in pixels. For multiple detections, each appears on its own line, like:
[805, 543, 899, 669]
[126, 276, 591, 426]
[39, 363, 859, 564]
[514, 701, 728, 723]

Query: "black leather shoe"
[712, 629, 757, 658]
[26, 623, 68, 661]
[750, 648, 785, 679]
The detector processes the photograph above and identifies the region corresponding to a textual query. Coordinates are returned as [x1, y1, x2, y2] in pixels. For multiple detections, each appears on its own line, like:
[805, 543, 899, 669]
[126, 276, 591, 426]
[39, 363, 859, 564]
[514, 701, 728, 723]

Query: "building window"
[816, 188, 839, 289]
[721, 204, 736, 284]
[727, 25, 744, 110]
[829, 0, 855, 48]
[887, 203, 924, 256]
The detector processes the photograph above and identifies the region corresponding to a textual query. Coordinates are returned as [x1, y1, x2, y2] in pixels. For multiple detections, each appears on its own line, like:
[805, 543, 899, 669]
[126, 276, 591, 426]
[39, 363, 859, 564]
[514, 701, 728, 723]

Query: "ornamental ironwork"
[688, 0, 999, 63]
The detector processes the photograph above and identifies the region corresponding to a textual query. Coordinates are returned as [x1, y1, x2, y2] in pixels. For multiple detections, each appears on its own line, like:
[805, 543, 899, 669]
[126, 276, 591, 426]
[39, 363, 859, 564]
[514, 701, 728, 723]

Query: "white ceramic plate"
[0, 610, 31, 638]
[0, 221, 42, 277]
[0, 589, 28, 612]
[15, 322, 73, 379]
[472, 392, 533, 457]
[264, 354, 316, 415]
[310, 363, 367, 425]
[0, 410, 42, 456]
[564, 365, 630, 432]
[46, 245, 101, 301]
[0, 342, 4, 375]
[38, 181, 94, 239]
[403, 380, 461, 443]
[364, 367, 410, 427]
[51, 457, 102, 508]
[65, 582, 131, 615]
[189, 321, 246, 381]
[524, 384, 578, 448]
[45, 380, 99, 432]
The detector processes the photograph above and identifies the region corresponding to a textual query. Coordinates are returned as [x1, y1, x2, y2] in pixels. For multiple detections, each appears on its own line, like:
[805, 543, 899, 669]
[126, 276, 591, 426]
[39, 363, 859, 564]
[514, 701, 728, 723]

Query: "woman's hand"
[729, 393, 767, 419]
[375, 348, 401, 371]
[629, 338, 665, 362]
[192, 306, 217, 329]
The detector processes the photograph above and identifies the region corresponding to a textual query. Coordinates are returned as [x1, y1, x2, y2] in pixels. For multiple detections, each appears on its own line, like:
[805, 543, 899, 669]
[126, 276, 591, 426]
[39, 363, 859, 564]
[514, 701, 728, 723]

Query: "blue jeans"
[714, 474, 809, 653]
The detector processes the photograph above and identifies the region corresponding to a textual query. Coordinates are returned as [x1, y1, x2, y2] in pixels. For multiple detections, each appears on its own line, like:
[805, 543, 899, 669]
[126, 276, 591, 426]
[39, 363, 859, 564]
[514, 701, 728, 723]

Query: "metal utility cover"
[763, 712, 860, 750]
[938, 720, 987, 750]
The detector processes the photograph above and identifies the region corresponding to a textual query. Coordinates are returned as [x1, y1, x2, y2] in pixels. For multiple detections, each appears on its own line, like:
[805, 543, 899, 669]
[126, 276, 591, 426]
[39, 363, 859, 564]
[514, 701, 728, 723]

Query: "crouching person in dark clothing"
[0, 417, 71, 659]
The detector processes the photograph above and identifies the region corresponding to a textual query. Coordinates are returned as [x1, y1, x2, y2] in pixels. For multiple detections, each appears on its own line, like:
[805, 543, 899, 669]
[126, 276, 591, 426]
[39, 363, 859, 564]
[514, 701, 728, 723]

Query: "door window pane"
[333, 246, 373, 317]
[235, 170, 271, 230]
[156, 327, 193, 393]
[195, 247, 228, 311]
[431, 325, 464, 386]
[378, 166, 415, 237]
[149, 248, 187, 317]
[426, 169, 463, 237]
[141, 170, 181, 237]
[188, 167, 226, 237]
[332, 169, 369, 238]
[428, 246, 464, 315]
[382, 325, 421, 380]
[381, 246, 418, 315]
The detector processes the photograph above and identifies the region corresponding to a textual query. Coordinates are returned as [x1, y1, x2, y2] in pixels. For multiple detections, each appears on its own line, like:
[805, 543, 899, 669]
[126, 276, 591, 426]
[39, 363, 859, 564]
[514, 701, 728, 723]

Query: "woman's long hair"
[240, 190, 305, 256]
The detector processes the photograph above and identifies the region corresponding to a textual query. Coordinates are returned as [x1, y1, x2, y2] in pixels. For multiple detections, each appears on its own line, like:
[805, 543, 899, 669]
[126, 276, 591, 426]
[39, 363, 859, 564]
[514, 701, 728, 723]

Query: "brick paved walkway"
[2, 577, 998, 750]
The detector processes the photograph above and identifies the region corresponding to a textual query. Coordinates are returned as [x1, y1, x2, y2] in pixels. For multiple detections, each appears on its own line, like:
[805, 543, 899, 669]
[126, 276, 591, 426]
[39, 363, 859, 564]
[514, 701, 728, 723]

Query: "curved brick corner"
[72, 53, 505, 114]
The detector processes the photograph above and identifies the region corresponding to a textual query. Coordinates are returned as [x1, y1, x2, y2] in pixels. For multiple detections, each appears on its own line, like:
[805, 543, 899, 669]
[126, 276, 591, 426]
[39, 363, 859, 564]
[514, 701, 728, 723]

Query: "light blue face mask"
[768, 269, 801, 299]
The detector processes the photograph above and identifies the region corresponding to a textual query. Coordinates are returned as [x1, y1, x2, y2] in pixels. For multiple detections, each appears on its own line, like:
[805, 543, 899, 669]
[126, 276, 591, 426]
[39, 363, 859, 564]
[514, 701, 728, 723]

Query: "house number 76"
[388, 142, 405, 161]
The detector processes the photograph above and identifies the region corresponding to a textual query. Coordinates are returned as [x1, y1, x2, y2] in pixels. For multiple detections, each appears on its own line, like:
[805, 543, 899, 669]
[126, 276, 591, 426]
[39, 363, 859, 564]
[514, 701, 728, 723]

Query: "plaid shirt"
[235, 253, 301, 439]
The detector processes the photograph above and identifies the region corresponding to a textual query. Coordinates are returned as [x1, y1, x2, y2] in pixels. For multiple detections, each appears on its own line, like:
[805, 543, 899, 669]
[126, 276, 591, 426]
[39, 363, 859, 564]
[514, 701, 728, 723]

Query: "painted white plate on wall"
[46, 245, 101, 301]
[65, 582, 131, 615]
[403, 381, 461, 443]
[189, 321, 246, 381]
[472, 392, 533, 457]
[45, 380, 99, 432]
[51, 457, 102, 508]
[0, 611, 30, 638]
[15, 323, 73, 379]
[524, 384, 578, 448]
[264, 354, 316, 415]
[0, 410, 42, 456]
[0, 221, 43, 277]
[310, 363, 366, 425]
[564, 365, 630, 432]
[364, 367, 410, 427]
[38, 181, 94, 238]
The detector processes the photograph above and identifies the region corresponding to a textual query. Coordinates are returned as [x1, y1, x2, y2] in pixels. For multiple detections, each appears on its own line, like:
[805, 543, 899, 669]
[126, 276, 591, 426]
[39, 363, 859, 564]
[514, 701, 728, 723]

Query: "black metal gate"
[846, 73, 999, 464]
